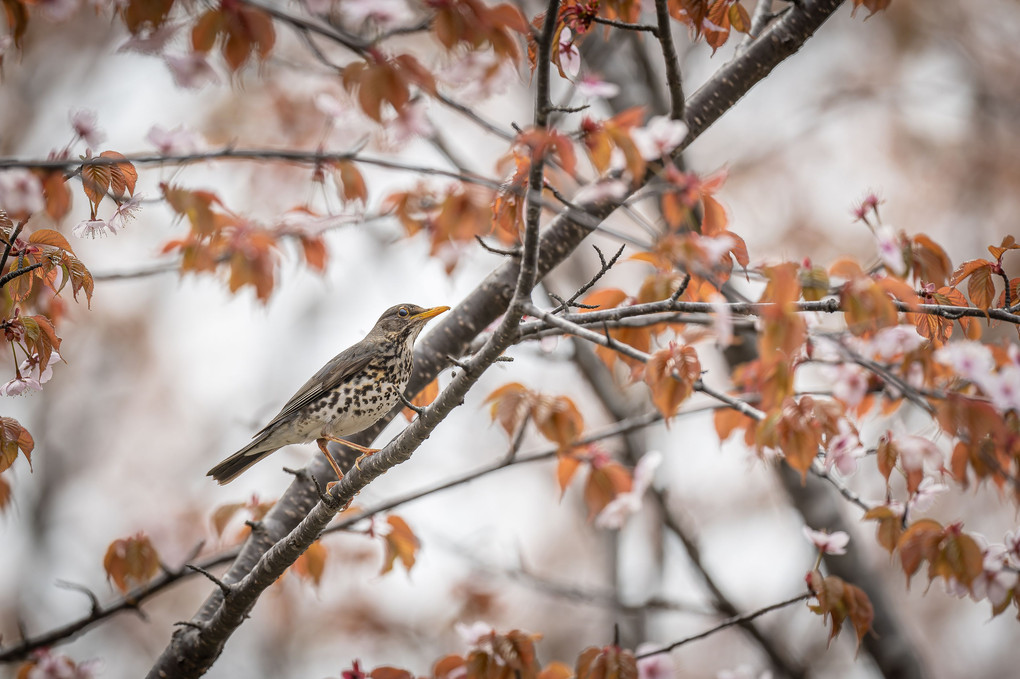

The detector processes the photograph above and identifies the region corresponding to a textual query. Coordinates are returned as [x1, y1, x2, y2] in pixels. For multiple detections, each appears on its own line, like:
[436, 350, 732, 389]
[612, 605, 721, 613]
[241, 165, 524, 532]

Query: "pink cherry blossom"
[558, 28, 581, 78]
[118, 21, 179, 54]
[37, 0, 81, 21]
[164, 52, 219, 89]
[454, 621, 495, 652]
[982, 365, 1020, 413]
[896, 435, 943, 471]
[0, 375, 42, 396]
[1003, 529, 1020, 568]
[0, 169, 46, 216]
[390, 100, 434, 143]
[874, 225, 905, 275]
[635, 644, 675, 679]
[109, 195, 143, 232]
[577, 75, 620, 99]
[73, 218, 116, 239]
[830, 363, 868, 408]
[341, 0, 414, 28]
[709, 292, 734, 348]
[907, 477, 949, 513]
[935, 340, 995, 384]
[803, 527, 850, 555]
[147, 124, 206, 156]
[70, 109, 106, 149]
[631, 116, 689, 161]
[825, 420, 864, 476]
[864, 324, 925, 360]
[970, 546, 1018, 607]
[595, 451, 662, 529]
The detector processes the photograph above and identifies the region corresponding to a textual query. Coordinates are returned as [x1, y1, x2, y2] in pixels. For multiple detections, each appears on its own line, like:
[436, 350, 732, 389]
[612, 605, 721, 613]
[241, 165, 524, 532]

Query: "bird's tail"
[207, 436, 280, 485]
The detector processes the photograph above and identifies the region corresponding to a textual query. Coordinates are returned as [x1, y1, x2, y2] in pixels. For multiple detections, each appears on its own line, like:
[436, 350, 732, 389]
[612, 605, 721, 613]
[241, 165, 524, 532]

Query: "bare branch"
[636, 593, 811, 656]
[653, 0, 685, 119]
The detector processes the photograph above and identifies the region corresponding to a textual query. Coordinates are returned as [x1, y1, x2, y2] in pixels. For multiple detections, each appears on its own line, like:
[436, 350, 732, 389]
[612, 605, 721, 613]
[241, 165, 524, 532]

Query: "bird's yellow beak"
[412, 305, 450, 321]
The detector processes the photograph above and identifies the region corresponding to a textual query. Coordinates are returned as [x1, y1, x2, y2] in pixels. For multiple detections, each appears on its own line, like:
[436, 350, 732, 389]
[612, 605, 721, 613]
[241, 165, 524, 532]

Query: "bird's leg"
[316, 438, 346, 482]
[322, 436, 380, 471]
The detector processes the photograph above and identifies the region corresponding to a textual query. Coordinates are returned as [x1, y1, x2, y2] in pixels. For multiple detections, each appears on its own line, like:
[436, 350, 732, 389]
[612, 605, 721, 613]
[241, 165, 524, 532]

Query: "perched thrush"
[207, 303, 449, 484]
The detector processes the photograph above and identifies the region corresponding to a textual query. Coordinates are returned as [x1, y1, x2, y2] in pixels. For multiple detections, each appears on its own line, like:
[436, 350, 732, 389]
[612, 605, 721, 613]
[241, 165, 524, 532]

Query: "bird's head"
[371, 303, 450, 346]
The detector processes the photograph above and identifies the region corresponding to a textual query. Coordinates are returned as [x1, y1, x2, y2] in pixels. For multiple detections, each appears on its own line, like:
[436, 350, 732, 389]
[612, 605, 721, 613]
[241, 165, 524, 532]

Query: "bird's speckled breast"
[312, 347, 413, 439]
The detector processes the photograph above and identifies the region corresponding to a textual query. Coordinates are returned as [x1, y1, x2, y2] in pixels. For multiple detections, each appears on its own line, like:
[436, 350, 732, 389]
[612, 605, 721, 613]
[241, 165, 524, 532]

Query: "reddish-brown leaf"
[583, 459, 633, 520]
[0, 474, 10, 513]
[897, 519, 944, 585]
[532, 395, 584, 450]
[335, 161, 367, 203]
[988, 235, 1019, 261]
[579, 288, 628, 312]
[863, 506, 904, 554]
[381, 515, 419, 575]
[0, 417, 34, 474]
[575, 645, 638, 679]
[485, 382, 534, 437]
[99, 151, 137, 198]
[29, 228, 74, 255]
[103, 533, 160, 594]
[292, 540, 328, 586]
[644, 343, 701, 419]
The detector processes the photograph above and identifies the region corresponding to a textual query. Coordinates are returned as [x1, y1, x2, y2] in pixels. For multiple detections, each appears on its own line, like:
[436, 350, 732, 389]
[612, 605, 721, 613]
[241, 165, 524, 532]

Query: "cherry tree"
[1, 0, 1018, 678]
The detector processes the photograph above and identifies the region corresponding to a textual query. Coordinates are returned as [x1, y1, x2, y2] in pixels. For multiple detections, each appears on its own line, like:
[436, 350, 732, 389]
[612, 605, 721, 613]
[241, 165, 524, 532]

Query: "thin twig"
[636, 593, 811, 657]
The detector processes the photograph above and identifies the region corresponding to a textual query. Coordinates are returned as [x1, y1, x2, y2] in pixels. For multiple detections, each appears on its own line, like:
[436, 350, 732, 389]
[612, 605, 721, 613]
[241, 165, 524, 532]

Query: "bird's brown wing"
[254, 341, 378, 436]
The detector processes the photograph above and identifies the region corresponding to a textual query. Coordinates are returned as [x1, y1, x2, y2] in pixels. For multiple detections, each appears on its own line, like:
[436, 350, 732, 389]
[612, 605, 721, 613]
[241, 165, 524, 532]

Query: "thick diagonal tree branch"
[147, 2, 849, 675]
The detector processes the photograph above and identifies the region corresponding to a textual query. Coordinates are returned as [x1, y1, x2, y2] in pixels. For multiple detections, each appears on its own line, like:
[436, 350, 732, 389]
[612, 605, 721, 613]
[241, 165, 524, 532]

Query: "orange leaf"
[949, 258, 992, 287]
[556, 454, 582, 495]
[0, 416, 34, 474]
[538, 661, 573, 679]
[335, 161, 368, 203]
[966, 263, 995, 310]
[485, 382, 534, 437]
[714, 407, 753, 442]
[210, 502, 245, 537]
[381, 515, 419, 575]
[0, 474, 10, 514]
[371, 668, 414, 679]
[988, 235, 1019, 260]
[896, 519, 944, 585]
[103, 533, 161, 595]
[99, 151, 137, 198]
[583, 459, 633, 520]
[29, 228, 75, 255]
[863, 506, 903, 554]
[576, 645, 637, 679]
[579, 288, 627, 312]
[644, 342, 701, 419]
[293, 540, 328, 586]
[532, 395, 584, 449]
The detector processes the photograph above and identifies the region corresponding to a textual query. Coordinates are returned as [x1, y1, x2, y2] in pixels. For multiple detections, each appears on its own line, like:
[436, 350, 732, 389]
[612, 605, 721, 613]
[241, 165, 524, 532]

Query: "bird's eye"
[398, 307, 409, 317]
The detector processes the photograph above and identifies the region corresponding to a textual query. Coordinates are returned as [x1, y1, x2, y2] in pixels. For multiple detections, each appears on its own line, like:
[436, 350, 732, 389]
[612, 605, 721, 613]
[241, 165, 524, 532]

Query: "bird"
[207, 303, 450, 485]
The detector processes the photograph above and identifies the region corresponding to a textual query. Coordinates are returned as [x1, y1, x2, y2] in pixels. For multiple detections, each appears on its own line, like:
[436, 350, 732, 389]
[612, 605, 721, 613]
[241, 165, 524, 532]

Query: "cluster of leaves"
[484, 383, 634, 520]
[431, 628, 636, 679]
[103, 533, 161, 595]
[806, 571, 874, 649]
[161, 184, 330, 302]
[0, 210, 96, 511]
[669, 0, 751, 53]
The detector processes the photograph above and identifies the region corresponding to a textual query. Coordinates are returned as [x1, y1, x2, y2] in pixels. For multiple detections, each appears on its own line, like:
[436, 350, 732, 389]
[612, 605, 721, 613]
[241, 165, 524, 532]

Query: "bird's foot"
[354, 449, 378, 471]
[316, 438, 345, 482]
